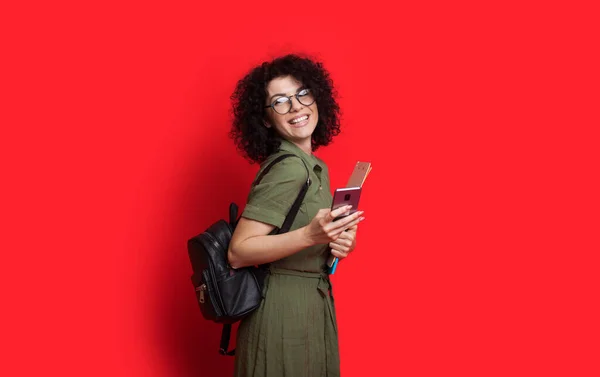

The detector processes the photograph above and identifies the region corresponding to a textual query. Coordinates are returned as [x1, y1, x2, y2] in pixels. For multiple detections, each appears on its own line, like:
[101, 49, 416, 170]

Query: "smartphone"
[327, 187, 362, 270]
[331, 187, 362, 221]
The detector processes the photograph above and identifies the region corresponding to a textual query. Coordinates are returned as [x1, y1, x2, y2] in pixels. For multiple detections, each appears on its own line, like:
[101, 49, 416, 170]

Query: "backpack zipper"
[201, 232, 228, 315]
[196, 284, 207, 303]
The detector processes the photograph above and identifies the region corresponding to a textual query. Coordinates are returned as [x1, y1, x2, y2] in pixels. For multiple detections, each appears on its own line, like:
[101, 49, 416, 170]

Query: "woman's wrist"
[299, 225, 317, 248]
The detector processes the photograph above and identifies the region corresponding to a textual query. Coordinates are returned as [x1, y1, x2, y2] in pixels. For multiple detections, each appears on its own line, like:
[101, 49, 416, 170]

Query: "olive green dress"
[233, 138, 339, 377]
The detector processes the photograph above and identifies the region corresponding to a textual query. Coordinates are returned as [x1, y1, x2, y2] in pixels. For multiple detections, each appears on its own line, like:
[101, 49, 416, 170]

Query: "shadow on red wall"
[154, 139, 249, 376]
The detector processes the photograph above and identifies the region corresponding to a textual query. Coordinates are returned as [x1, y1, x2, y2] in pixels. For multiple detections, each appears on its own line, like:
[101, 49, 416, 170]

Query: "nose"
[289, 96, 304, 112]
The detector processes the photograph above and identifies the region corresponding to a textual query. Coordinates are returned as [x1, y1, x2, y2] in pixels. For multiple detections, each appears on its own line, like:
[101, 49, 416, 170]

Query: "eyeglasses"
[264, 88, 315, 115]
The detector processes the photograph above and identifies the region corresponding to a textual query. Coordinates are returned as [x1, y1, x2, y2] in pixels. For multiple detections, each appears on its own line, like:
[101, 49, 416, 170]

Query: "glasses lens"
[272, 97, 291, 114]
[297, 89, 315, 106]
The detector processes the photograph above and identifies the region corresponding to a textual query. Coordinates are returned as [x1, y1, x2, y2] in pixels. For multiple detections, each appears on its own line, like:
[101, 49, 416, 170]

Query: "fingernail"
[359, 217, 365, 221]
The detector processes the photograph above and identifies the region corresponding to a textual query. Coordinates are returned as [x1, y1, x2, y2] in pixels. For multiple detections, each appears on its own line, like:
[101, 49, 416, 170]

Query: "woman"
[228, 54, 365, 377]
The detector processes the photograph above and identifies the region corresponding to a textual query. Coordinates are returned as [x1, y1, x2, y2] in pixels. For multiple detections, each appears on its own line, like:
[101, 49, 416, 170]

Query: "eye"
[298, 89, 310, 96]
[274, 97, 290, 105]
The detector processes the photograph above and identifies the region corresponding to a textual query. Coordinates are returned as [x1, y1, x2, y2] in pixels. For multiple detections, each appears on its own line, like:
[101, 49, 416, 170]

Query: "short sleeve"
[241, 157, 308, 228]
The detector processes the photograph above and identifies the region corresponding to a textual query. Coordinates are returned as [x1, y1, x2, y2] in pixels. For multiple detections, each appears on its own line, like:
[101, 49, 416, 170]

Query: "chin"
[297, 125, 316, 138]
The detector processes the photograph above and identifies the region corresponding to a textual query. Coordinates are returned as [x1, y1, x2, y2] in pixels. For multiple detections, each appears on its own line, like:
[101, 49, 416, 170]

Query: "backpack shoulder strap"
[254, 153, 311, 234]
[253, 153, 310, 187]
[219, 324, 235, 356]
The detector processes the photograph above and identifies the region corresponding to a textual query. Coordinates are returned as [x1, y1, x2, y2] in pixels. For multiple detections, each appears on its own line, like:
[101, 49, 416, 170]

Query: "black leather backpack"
[187, 154, 310, 355]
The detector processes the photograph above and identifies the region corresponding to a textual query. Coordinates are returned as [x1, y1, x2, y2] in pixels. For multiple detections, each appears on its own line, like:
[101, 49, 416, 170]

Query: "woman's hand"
[329, 224, 359, 260]
[303, 205, 364, 246]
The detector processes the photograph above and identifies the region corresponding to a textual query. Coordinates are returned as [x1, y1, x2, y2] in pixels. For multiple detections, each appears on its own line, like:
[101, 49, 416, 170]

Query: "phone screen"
[331, 187, 362, 221]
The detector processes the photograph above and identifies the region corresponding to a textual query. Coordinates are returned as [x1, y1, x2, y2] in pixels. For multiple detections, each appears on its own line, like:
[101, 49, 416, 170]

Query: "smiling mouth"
[289, 115, 309, 125]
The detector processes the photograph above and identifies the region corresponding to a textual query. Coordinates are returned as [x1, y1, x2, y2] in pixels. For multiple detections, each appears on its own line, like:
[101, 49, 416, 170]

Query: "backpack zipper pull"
[196, 284, 207, 303]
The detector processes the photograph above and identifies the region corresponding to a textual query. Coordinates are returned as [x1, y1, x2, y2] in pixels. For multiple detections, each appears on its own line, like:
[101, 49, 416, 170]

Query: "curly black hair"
[229, 54, 341, 164]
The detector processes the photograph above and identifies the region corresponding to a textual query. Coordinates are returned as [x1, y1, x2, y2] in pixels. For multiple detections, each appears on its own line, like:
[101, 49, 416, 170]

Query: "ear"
[263, 120, 272, 129]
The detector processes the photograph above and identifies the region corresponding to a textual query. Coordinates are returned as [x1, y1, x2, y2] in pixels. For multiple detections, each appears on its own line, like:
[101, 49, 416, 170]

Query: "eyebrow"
[269, 87, 306, 102]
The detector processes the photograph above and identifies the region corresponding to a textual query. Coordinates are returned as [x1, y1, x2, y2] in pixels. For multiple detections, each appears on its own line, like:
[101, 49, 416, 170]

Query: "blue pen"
[328, 257, 339, 274]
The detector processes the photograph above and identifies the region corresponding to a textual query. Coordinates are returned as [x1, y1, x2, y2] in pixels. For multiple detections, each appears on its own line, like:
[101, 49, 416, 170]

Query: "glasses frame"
[264, 88, 316, 115]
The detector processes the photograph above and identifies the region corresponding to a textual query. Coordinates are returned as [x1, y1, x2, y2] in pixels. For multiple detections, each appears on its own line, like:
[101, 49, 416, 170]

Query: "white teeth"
[290, 115, 308, 124]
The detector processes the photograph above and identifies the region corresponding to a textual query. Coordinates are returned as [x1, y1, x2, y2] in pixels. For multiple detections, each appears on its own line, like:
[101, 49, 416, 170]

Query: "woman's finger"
[328, 216, 364, 237]
[330, 248, 349, 259]
[326, 210, 363, 232]
[326, 205, 353, 223]
[329, 241, 349, 250]
[331, 235, 353, 246]
[346, 224, 358, 232]
[337, 230, 355, 240]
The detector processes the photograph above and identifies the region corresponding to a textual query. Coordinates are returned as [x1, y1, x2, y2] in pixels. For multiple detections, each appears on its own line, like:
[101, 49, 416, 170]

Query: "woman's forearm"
[228, 227, 313, 269]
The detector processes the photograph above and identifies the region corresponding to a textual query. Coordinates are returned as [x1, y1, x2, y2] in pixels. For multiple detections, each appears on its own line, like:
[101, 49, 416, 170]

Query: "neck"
[291, 138, 312, 156]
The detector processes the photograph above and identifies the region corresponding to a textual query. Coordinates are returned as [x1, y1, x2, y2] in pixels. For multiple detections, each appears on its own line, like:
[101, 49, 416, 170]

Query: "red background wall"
[2, 1, 599, 376]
